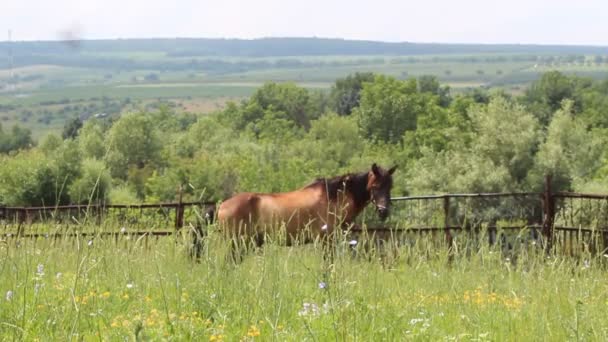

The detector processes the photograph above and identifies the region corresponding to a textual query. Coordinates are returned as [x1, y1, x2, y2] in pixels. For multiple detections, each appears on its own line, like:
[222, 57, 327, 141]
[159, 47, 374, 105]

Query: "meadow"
[1, 225, 607, 341]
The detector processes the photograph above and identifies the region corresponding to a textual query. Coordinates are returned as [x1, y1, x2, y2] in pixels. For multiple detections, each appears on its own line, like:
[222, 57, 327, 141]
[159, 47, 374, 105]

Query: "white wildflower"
[298, 302, 329, 316]
[409, 318, 425, 325]
[5, 290, 13, 301]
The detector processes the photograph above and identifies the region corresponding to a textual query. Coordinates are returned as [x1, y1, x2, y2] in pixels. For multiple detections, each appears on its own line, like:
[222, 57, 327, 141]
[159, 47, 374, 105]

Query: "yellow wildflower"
[122, 293, 129, 300]
[209, 334, 225, 341]
[145, 318, 156, 327]
[101, 291, 111, 299]
[247, 325, 261, 337]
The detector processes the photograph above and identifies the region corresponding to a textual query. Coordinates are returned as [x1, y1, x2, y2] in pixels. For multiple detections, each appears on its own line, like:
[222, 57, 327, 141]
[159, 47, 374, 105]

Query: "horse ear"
[388, 165, 398, 175]
[371, 163, 380, 176]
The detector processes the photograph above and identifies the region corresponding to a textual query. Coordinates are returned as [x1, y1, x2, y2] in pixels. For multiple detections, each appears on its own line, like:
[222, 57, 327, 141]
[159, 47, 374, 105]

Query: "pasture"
[1, 225, 608, 341]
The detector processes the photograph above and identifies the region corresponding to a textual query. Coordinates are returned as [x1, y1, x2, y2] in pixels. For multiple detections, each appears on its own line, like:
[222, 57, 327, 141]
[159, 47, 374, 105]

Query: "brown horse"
[217, 163, 397, 248]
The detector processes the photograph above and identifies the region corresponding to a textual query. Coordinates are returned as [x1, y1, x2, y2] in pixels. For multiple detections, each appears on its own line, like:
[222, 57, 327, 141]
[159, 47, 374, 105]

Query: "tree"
[524, 71, 578, 126]
[78, 119, 106, 159]
[105, 112, 162, 179]
[529, 100, 605, 191]
[249, 82, 316, 128]
[225, 83, 317, 131]
[355, 75, 429, 144]
[330, 72, 375, 115]
[0, 124, 33, 153]
[417, 75, 451, 107]
[69, 158, 112, 204]
[469, 96, 539, 184]
[407, 96, 539, 194]
[62, 117, 83, 140]
[298, 113, 363, 172]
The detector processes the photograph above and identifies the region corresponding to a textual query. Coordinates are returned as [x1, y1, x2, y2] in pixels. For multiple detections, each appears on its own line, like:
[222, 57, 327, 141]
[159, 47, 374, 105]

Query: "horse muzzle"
[376, 205, 389, 221]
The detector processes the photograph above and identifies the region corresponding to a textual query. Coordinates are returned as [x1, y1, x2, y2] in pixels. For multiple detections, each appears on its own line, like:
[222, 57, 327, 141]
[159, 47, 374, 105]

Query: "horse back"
[217, 187, 328, 235]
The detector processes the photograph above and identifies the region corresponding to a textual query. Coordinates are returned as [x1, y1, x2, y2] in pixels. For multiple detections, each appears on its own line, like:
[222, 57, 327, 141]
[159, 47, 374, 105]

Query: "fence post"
[542, 174, 555, 251]
[175, 187, 184, 231]
[444, 195, 453, 247]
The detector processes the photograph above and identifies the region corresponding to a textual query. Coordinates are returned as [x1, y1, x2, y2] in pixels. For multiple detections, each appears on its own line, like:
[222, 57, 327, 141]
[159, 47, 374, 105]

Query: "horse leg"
[190, 221, 207, 262]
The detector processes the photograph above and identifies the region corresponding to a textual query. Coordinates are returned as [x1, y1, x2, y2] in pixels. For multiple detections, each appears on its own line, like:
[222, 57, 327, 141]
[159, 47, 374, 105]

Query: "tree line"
[1, 71, 608, 206]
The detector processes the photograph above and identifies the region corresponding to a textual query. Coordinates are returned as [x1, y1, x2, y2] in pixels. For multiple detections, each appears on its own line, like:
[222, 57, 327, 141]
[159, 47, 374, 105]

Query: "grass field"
[1, 226, 607, 341]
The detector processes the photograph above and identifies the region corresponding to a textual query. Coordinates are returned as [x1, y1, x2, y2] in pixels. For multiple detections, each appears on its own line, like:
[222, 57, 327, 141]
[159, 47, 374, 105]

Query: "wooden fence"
[2, 175, 608, 254]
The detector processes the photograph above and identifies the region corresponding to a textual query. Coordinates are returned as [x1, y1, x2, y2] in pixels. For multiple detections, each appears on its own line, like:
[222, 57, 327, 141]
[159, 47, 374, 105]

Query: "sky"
[3, 0, 608, 45]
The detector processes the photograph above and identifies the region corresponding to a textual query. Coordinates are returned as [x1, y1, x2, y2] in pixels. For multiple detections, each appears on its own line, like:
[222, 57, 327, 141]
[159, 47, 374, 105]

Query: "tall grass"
[0, 225, 607, 340]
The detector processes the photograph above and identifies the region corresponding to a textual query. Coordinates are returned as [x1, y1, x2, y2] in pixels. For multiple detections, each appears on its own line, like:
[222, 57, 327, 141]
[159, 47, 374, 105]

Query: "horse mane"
[305, 171, 371, 208]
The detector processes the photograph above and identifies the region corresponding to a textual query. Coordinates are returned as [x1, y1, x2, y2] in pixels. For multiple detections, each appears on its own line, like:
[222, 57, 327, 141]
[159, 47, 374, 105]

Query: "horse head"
[366, 163, 397, 221]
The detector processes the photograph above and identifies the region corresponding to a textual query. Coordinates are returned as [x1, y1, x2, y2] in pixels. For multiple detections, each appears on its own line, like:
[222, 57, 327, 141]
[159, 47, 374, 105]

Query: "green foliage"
[524, 71, 583, 126]
[227, 83, 319, 131]
[417, 75, 451, 107]
[78, 119, 107, 159]
[62, 117, 83, 140]
[108, 184, 139, 204]
[330, 72, 375, 115]
[3, 71, 608, 206]
[530, 100, 606, 191]
[105, 112, 162, 179]
[0, 124, 33, 154]
[299, 113, 363, 172]
[39, 133, 62, 153]
[470, 96, 539, 183]
[0, 149, 73, 206]
[408, 148, 512, 194]
[355, 75, 429, 144]
[408, 96, 539, 193]
[69, 158, 112, 204]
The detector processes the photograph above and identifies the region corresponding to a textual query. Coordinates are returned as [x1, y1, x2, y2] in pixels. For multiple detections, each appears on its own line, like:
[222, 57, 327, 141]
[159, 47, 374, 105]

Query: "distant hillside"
[2, 37, 608, 60]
